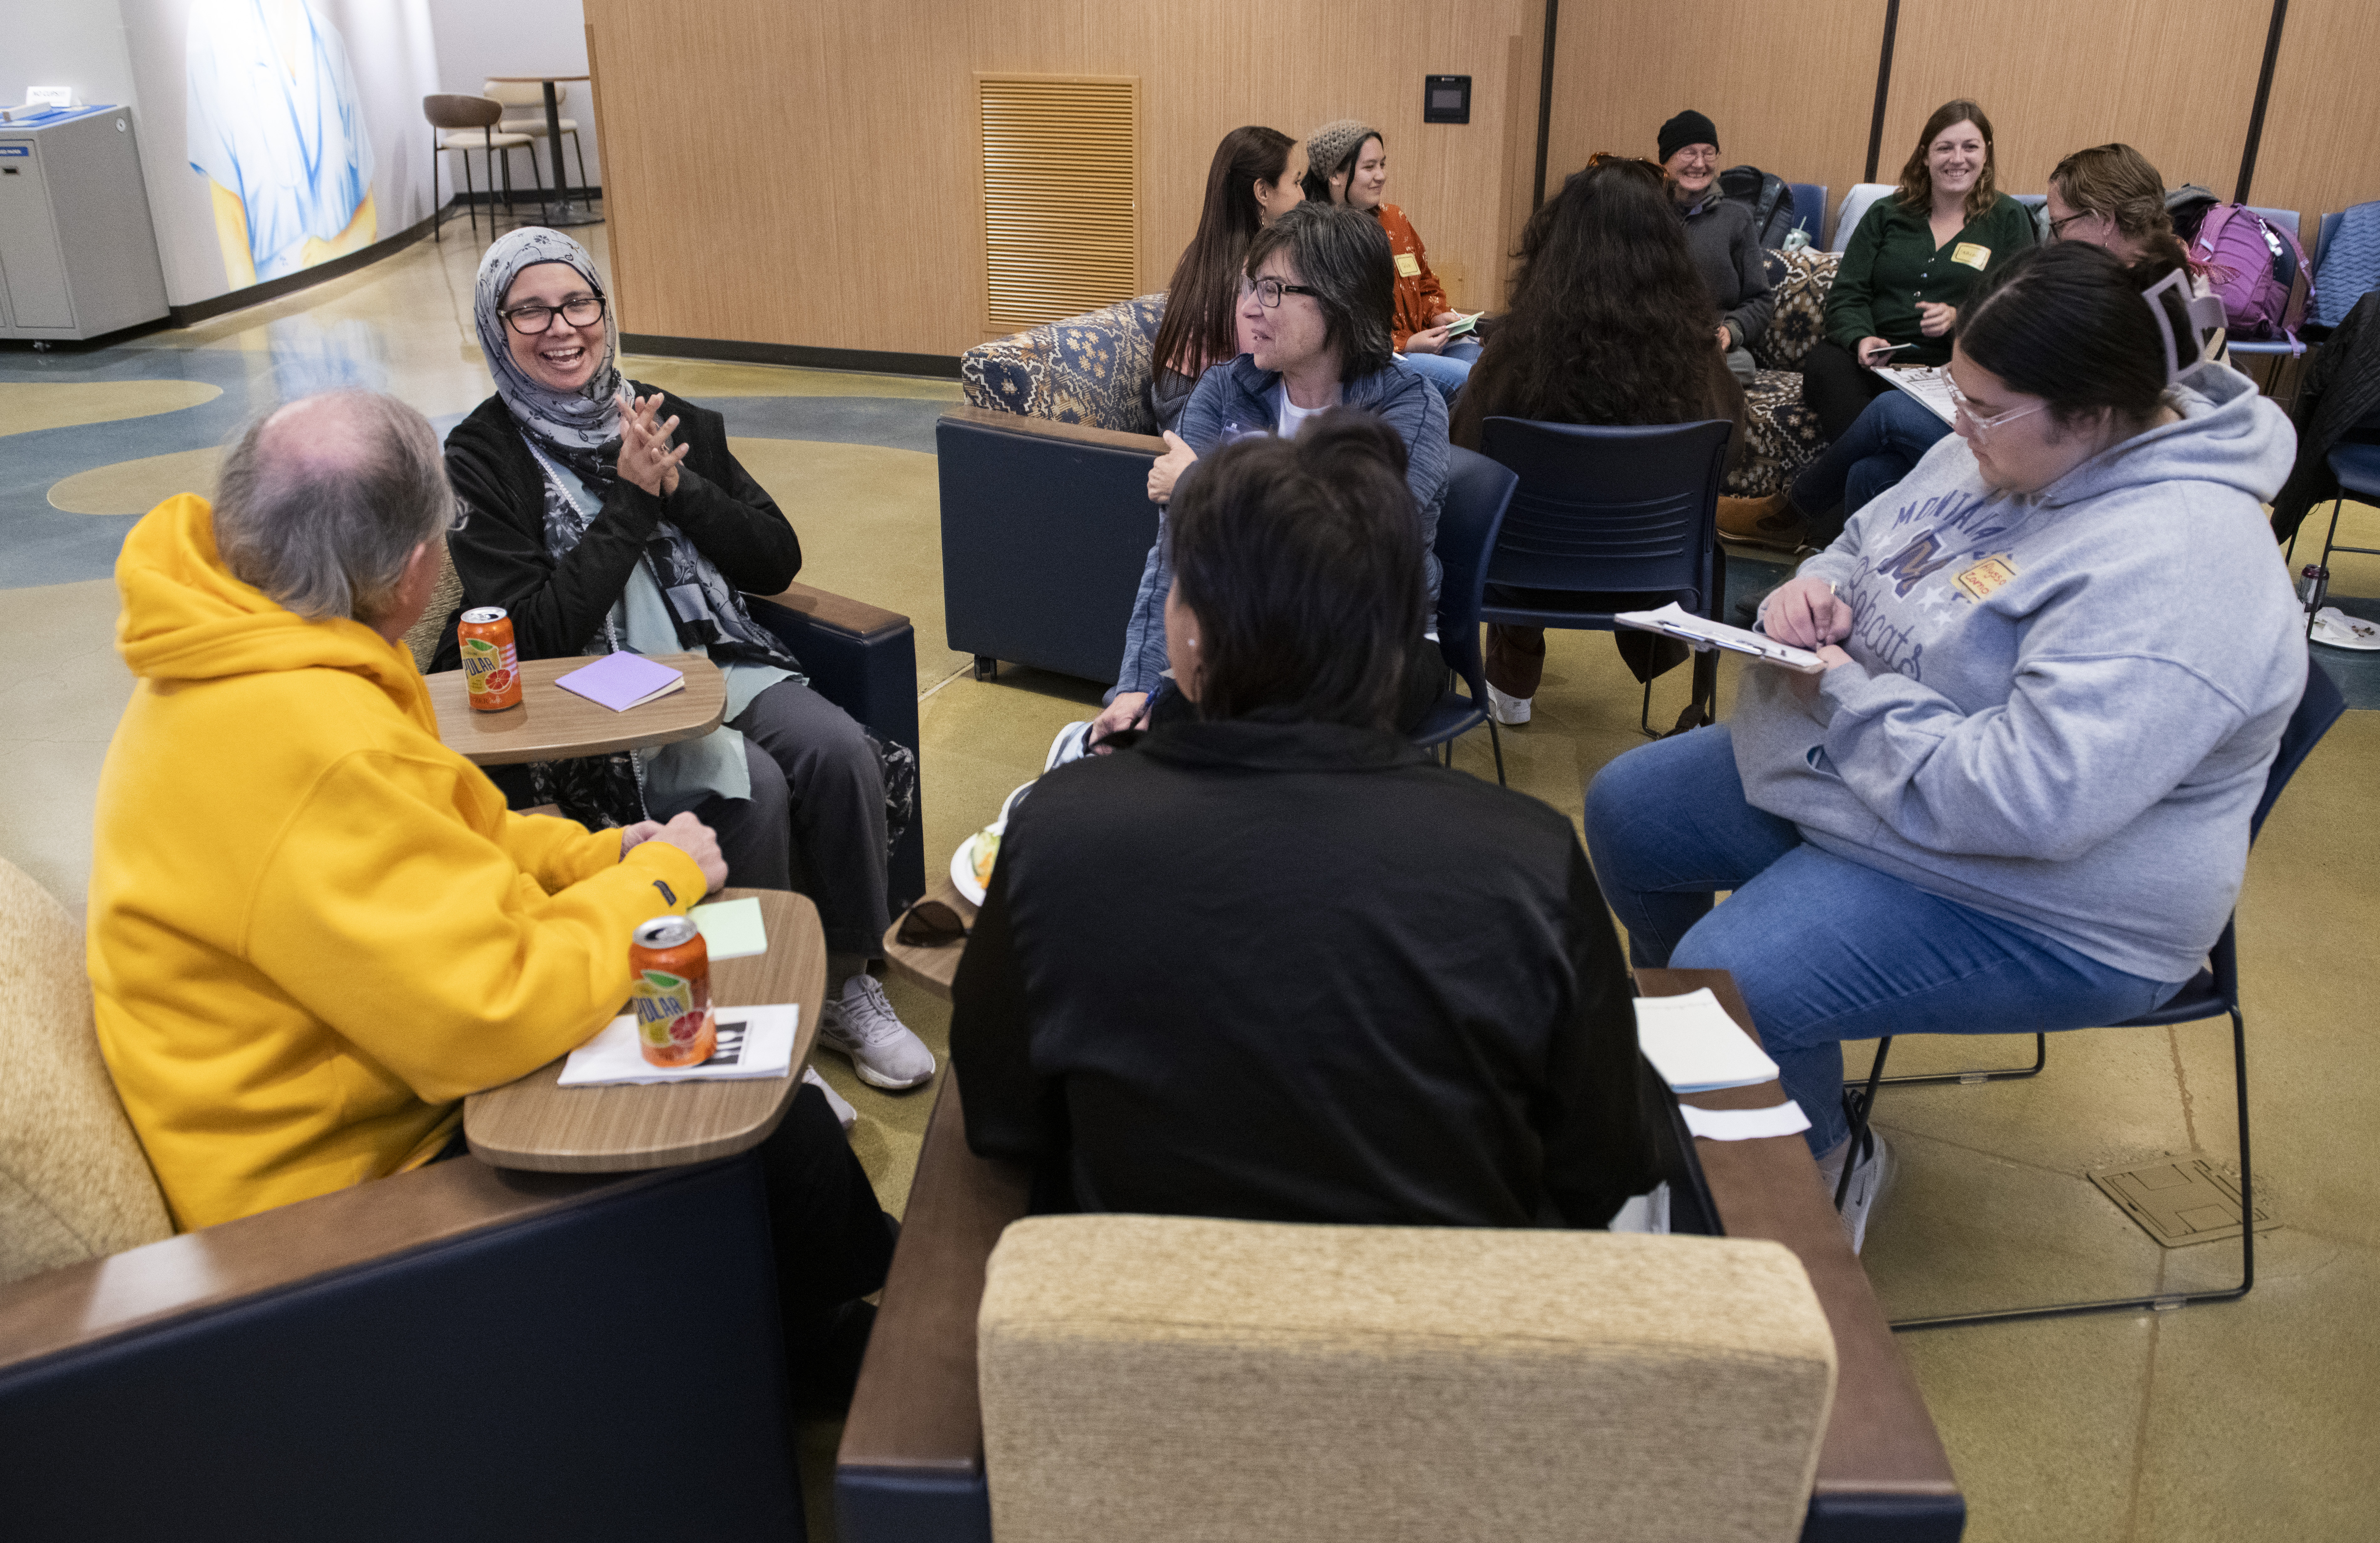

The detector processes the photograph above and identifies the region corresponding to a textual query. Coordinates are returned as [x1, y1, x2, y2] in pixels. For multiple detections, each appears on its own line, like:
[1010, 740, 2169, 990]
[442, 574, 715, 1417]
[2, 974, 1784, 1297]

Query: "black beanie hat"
[1658, 109, 1718, 164]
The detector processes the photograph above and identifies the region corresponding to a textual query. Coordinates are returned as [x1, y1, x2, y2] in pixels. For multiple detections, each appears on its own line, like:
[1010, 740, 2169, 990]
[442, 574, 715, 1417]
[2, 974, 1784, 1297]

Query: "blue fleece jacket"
[1733, 363, 2305, 982]
[1112, 355, 1451, 698]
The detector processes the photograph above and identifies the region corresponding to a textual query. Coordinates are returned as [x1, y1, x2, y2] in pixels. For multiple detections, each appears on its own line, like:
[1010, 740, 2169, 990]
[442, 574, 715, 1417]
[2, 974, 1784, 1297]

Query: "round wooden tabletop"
[425, 652, 726, 766]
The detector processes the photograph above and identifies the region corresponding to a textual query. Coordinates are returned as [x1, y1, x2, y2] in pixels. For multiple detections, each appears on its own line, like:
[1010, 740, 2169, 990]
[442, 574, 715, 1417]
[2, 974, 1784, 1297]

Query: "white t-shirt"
[1276, 386, 1331, 440]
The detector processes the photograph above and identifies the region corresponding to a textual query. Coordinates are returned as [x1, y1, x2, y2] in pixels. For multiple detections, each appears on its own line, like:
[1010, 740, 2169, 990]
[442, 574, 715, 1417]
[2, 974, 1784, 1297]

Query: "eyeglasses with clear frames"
[501, 294, 608, 335]
[1942, 372, 2046, 444]
[1241, 275, 1319, 309]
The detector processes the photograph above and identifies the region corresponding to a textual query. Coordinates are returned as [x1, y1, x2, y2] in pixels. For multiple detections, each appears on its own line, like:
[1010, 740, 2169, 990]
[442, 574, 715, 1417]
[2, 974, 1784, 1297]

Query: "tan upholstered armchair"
[976, 1213, 1839, 1543]
[0, 858, 812, 1539]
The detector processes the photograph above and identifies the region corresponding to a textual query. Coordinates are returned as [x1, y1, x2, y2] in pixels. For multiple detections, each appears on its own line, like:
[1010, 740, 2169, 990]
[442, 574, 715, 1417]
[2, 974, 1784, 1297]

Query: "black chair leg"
[1835, 1035, 1893, 1208]
[462, 150, 478, 239]
[1864, 1032, 2047, 1088]
[2305, 495, 2347, 639]
[1486, 717, 1506, 787]
[569, 128, 590, 201]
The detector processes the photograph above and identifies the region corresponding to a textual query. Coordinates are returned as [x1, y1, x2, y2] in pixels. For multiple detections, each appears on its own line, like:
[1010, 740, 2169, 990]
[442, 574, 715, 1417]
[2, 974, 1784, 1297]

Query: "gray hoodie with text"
[1733, 364, 2306, 982]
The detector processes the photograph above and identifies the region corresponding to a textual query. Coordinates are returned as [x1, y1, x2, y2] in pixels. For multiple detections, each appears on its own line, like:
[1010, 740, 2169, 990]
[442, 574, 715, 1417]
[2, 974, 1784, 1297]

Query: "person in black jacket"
[441, 227, 932, 1092]
[949, 412, 1654, 1227]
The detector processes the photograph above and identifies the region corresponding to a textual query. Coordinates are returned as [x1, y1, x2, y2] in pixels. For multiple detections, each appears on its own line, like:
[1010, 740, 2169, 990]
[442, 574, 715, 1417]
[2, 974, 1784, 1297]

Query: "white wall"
[0, 0, 143, 112]
[423, 0, 601, 193]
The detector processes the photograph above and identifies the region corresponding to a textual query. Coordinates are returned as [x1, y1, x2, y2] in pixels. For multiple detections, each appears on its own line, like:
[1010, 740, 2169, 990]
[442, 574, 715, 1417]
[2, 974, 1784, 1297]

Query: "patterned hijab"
[473, 227, 624, 485]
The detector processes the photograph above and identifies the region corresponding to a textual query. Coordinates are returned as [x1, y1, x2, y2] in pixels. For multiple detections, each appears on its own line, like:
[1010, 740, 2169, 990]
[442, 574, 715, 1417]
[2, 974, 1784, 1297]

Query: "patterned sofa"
[938, 257, 1840, 681]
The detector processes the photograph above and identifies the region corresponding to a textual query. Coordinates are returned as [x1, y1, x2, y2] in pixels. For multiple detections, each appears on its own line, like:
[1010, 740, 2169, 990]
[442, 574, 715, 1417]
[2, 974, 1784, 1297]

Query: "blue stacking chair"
[1786, 182, 1827, 247]
[1838, 660, 2347, 1329]
[1475, 417, 1735, 736]
[2221, 206, 2308, 360]
[2290, 406, 2380, 638]
[1410, 445, 1519, 784]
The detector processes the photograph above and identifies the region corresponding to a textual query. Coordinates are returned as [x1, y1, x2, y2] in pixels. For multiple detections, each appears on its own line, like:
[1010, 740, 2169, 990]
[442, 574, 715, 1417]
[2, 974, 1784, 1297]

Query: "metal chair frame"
[425, 95, 542, 243]
[2283, 410, 2380, 640]
[1834, 662, 2345, 1332]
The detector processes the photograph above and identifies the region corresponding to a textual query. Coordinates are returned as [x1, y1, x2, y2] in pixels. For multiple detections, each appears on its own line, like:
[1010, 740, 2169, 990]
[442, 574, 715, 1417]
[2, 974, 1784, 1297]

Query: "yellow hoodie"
[90, 494, 708, 1231]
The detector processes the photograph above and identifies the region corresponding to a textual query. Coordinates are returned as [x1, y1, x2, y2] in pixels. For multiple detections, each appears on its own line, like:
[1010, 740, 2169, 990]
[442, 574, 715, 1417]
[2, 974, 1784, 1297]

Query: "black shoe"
[788, 1298, 879, 1419]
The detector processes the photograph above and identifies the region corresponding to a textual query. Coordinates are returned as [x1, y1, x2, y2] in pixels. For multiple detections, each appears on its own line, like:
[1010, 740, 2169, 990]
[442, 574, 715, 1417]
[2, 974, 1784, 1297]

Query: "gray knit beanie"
[1306, 119, 1381, 188]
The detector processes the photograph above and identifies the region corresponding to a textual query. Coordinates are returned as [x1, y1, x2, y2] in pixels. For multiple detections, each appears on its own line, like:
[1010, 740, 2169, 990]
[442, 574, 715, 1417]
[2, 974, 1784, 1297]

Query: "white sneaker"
[1487, 683, 1532, 725]
[804, 1066, 857, 1132]
[1833, 1131, 1894, 1254]
[818, 973, 937, 1089]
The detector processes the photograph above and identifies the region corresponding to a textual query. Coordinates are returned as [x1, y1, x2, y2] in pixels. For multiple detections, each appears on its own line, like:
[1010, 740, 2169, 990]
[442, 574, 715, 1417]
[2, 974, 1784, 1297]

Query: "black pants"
[659, 679, 890, 957]
[1798, 339, 1895, 443]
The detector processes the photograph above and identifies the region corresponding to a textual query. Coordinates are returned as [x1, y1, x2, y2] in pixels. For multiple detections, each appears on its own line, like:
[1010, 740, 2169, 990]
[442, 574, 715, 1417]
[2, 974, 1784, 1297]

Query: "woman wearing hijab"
[441, 228, 934, 1093]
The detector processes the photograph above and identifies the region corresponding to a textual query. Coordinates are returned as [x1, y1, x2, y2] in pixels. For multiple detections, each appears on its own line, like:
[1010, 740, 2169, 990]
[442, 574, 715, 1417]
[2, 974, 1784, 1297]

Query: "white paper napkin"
[557, 1004, 799, 1087]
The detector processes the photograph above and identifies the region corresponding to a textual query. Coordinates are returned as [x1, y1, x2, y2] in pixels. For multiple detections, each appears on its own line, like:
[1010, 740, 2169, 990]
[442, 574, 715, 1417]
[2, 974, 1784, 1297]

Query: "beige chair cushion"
[980, 1214, 1836, 1543]
[400, 538, 463, 674]
[483, 80, 568, 110]
[0, 860, 174, 1286]
[498, 117, 579, 137]
[437, 129, 535, 152]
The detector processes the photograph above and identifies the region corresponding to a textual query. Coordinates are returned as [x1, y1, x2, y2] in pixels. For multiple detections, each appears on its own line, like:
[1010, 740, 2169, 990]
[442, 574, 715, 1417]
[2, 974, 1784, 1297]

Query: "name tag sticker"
[1953, 554, 2018, 602]
[1394, 252, 1422, 278]
[1951, 242, 1991, 270]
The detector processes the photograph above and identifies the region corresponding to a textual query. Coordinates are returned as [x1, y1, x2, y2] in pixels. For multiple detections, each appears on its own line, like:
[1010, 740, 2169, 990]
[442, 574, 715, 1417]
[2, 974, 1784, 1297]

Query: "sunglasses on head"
[894, 898, 971, 948]
[1586, 151, 1665, 180]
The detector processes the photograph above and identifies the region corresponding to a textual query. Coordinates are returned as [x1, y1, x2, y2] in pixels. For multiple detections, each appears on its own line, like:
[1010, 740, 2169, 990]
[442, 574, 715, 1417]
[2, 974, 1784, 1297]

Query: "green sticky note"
[689, 896, 769, 961]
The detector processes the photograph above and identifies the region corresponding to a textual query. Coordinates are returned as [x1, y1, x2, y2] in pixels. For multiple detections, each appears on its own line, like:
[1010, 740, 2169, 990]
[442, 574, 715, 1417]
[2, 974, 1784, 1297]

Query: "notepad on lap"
[557, 1004, 799, 1086]
[1634, 988, 1783, 1092]
[555, 652, 686, 711]
[689, 896, 768, 960]
[1614, 602, 1825, 673]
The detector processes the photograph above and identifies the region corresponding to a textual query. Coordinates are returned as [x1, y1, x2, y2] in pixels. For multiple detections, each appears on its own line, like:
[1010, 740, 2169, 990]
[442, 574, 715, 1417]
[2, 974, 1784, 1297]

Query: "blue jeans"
[1583, 726, 2182, 1154]
[1790, 388, 1950, 528]
[1396, 338, 1480, 404]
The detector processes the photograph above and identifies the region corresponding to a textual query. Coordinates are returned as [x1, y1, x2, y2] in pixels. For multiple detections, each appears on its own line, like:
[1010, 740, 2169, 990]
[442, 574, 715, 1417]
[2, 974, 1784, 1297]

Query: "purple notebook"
[553, 653, 686, 712]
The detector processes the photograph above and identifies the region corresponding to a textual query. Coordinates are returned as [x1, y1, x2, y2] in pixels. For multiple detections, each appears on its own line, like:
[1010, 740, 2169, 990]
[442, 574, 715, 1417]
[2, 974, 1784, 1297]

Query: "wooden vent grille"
[979, 75, 1138, 331]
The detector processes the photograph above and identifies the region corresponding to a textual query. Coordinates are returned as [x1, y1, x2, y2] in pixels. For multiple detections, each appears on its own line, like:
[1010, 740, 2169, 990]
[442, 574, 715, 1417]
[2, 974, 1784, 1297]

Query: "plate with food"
[950, 782, 1035, 906]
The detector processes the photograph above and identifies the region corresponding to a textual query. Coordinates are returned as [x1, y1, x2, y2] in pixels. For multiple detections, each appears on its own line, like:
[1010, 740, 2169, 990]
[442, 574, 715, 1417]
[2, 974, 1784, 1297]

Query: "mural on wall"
[120, 0, 436, 306]
[185, 0, 377, 286]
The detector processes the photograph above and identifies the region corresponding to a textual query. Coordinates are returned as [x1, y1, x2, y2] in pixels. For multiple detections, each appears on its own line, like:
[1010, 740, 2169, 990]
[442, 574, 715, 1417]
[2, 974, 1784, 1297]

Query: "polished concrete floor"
[4, 222, 2376, 1542]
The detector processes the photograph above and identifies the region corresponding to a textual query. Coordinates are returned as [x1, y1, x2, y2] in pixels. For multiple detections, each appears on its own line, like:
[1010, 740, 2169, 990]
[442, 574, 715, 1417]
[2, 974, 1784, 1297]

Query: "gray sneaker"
[1835, 1131, 1894, 1254]
[818, 974, 937, 1089]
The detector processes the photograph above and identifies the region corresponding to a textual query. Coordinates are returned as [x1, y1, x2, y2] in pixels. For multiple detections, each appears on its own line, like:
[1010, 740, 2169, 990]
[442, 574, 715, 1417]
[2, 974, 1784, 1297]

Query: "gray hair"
[212, 390, 455, 625]
[1244, 203, 1397, 379]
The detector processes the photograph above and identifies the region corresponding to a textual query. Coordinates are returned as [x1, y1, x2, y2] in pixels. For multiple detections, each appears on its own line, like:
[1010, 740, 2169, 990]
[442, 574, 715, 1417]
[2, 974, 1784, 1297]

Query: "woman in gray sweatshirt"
[1584, 243, 2304, 1248]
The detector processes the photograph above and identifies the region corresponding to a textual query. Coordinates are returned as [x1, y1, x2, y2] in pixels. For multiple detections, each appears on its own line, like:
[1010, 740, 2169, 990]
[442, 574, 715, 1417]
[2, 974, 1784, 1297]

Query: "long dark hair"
[1897, 99, 2000, 225]
[1244, 203, 1397, 380]
[1168, 411, 1423, 730]
[1958, 243, 2194, 431]
[1451, 158, 1742, 447]
[1303, 131, 1381, 206]
[1152, 127, 1296, 378]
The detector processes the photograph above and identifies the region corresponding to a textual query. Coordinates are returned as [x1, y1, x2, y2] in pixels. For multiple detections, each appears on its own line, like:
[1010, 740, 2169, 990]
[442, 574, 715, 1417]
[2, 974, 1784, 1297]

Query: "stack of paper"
[555, 652, 686, 711]
[557, 1004, 799, 1087]
[1633, 988, 1782, 1092]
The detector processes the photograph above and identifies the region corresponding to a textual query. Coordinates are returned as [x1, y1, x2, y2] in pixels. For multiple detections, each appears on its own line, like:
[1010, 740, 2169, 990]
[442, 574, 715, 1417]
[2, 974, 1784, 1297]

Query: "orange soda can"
[630, 916, 716, 1068]
[457, 606, 522, 710]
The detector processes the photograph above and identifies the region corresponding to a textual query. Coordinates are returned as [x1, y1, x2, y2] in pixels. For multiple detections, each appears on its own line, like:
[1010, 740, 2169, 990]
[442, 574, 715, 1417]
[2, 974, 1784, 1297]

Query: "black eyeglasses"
[501, 294, 607, 334]
[2046, 211, 2096, 240]
[1241, 275, 1320, 309]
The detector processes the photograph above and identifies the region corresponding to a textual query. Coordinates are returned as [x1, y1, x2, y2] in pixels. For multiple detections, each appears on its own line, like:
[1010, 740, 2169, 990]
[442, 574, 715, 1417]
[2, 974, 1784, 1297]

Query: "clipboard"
[1614, 602, 1827, 674]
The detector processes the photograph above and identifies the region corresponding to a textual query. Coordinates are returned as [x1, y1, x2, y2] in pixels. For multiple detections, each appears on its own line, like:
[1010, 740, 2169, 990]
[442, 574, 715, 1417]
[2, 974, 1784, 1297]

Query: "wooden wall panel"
[585, 0, 1532, 358]
[1545, 0, 1885, 247]
[1880, 0, 2268, 204]
[2243, 0, 2380, 242]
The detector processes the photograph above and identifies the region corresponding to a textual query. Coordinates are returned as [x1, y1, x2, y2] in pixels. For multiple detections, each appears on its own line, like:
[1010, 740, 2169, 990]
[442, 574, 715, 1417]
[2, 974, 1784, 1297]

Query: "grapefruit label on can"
[631, 969, 706, 1049]
[460, 635, 518, 698]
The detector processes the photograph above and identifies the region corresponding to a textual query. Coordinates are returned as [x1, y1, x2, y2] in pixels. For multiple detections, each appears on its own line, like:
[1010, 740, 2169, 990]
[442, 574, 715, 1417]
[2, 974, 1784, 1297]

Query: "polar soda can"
[630, 916, 716, 1068]
[457, 606, 522, 710]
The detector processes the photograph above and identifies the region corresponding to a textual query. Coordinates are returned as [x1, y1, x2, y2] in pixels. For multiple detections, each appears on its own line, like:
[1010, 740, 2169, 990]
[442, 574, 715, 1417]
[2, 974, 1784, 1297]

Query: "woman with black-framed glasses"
[1087, 202, 1450, 746]
[439, 227, 937, 1098]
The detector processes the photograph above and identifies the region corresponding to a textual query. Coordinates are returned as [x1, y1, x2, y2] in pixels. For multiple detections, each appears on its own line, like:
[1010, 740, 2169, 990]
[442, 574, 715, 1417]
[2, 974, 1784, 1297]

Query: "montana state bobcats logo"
[1875, 532, 1963, 597]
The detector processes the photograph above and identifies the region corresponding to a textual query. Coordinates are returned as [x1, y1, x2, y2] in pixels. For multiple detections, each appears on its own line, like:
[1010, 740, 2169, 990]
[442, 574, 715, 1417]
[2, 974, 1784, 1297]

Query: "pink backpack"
[2190, 205, 2313, 343]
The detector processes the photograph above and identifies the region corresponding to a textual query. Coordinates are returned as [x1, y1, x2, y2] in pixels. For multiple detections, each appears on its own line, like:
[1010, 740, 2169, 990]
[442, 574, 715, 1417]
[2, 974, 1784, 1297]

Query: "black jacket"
[2272, 291, 2380, 544]
[950, 717, 1655, 1229]
[436, 389, 801, 667]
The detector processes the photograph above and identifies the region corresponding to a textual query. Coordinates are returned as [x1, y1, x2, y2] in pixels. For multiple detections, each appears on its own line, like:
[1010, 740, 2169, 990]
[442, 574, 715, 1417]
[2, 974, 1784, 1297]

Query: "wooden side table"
[426, 652, 725, 766]
[465, 888, 825, 1172]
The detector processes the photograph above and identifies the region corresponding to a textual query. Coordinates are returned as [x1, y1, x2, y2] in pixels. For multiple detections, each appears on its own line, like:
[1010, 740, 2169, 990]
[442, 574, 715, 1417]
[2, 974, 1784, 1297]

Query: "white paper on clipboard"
[1613, 603, 1827, 674]
[1871, 363, 1957, 426]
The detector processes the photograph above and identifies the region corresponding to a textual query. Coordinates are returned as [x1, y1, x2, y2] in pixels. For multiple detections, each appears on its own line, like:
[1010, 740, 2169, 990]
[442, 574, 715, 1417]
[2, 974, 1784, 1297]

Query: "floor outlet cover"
[2088, 1154, 2276, 1247]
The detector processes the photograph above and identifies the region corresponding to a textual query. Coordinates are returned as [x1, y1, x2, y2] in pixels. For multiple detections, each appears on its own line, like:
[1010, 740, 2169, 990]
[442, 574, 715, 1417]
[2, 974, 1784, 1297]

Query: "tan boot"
[1717, 492, 1806, 553]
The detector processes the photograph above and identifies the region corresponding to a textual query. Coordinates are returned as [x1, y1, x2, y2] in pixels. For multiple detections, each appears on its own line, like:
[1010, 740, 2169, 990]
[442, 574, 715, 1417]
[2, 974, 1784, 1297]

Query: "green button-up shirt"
[1825, 192, 2038, 365]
